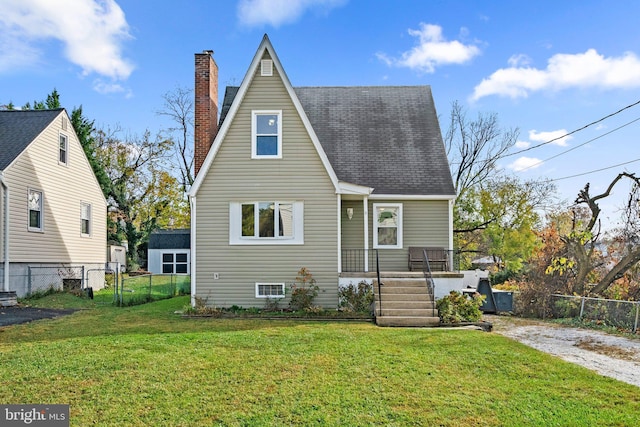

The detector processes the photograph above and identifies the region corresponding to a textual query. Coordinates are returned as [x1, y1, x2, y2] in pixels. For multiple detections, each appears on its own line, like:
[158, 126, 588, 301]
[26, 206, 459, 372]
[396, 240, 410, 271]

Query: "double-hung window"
[81, 203, 91, 236]
[373, 203, 403, 249]
[252, 110, 282, 158]
[59, 134, 68, 165]
[230, 201, 303, 245]
[28, 189, 43, 232]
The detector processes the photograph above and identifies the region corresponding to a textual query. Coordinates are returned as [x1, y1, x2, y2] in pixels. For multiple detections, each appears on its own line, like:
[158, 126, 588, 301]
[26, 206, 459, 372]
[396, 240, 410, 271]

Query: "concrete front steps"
[374, 278, 439, 327]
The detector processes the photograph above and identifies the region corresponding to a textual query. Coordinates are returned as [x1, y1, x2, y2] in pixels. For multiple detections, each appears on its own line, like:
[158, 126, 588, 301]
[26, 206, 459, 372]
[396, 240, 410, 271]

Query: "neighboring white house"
[147, 229, 190, 275]
[0, 109, 108, 298]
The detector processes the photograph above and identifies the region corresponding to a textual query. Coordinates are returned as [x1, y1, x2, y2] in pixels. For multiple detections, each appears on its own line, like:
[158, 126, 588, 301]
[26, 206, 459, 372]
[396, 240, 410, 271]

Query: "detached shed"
[147, 229, 190, 275]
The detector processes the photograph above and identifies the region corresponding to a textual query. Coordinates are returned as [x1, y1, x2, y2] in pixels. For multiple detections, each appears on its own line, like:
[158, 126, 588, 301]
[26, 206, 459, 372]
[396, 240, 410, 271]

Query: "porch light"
[346, 208, 354, 220]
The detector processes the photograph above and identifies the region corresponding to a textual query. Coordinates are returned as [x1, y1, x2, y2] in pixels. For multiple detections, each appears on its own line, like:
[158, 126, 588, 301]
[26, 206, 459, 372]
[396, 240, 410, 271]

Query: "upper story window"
[252, 110, 282, 159]
[81, 203, 91, 236]
[28, 189, 43, 232]
[59, 134, 68, 165]
[373, 203, 403, 249]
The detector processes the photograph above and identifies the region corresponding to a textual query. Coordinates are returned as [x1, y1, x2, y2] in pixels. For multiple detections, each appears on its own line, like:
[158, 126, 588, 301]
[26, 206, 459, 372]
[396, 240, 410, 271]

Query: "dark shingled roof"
[0, 109, 63, 170]
[148, 229, 191, 249]
[219, 86, 455, 196]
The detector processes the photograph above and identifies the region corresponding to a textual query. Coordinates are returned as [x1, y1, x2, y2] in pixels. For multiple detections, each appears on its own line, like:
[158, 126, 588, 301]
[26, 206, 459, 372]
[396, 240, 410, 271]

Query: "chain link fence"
[114, 273, 191, 306]
[548, 294, 640, 333]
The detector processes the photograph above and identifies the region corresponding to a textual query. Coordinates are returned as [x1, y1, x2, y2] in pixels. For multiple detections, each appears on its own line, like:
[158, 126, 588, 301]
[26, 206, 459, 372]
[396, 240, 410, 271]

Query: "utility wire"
[551, 158, 640, 181]
[502, 98, 640, 158]
[517, 116, 640, 172]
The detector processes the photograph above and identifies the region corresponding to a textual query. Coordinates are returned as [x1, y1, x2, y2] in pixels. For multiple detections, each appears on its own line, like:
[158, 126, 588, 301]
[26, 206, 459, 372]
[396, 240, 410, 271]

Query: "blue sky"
[2, 0, 640, 228]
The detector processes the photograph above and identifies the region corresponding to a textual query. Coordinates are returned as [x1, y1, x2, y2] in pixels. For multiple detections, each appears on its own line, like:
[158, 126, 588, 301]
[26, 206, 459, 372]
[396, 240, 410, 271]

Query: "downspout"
[189, 195, 196, 307]
[0, 172, 9, 292]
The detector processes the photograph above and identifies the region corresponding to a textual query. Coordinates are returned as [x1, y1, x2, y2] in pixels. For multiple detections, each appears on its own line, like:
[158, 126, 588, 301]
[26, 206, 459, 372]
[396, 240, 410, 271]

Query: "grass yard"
[1, 296, 639, 426]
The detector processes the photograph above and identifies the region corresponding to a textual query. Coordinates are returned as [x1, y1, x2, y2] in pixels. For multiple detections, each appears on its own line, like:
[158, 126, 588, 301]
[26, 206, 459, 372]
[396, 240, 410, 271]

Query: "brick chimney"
[194, 50, 218, 176]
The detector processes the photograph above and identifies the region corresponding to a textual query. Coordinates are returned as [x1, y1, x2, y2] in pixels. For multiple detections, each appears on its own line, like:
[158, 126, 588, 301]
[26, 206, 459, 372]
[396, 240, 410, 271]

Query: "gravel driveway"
[487, 315, 640, 388]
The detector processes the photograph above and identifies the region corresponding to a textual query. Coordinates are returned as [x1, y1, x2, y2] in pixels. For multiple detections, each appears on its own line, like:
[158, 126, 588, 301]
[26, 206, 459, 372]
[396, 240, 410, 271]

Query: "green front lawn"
[1, 296, 638, 426]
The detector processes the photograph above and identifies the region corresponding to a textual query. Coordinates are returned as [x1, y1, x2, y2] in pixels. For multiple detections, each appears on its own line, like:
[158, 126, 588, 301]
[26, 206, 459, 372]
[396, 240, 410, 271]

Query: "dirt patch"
[0, 306, 76, 327]
[486, 315, 640, 388]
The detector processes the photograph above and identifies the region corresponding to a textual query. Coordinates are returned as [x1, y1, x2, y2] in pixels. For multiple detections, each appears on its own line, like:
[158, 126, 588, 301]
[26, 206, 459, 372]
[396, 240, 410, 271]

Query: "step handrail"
[376, 249, 383, 317]
[422, 249, 437, 317]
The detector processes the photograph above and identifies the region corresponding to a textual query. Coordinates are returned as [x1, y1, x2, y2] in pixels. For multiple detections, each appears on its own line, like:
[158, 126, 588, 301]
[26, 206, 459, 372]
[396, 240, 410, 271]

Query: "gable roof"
[148, 229, 191, 250]
[190, 34, 341, 197]
[0, 109, 63, 170]
[219, 86, 455, 196]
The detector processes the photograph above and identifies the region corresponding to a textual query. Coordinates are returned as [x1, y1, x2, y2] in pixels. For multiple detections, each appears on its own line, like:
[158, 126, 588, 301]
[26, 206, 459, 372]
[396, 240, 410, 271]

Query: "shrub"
[263, 297, 281, 312]
[289, 267, 319, 311]
[338, 281, 374, 313]
[436, 291, 484, 323]
[182, 297, 223, 317]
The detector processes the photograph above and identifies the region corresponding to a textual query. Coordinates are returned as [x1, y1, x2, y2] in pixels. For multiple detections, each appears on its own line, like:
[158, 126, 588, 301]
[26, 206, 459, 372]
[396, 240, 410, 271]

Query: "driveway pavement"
[0, 306, 76, 327]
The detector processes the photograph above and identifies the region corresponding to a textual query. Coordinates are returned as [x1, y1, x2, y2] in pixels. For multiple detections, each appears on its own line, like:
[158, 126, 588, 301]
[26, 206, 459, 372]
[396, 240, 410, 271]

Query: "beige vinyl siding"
[5, 111, 106, 263]
[195, 52, 338, 308]
[370, 199, 450, 271]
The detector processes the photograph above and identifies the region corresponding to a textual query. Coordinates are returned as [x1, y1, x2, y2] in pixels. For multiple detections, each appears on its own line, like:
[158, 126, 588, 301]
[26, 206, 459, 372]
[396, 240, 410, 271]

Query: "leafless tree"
[157, 85, 194, 191]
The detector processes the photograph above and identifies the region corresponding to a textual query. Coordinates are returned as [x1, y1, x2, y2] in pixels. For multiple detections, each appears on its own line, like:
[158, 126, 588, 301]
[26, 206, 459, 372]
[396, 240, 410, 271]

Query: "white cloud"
[377, 23, 481, 73]
[237, 0, 346, 27]
[0, 0, 134, 81]
[515, 140, 531, 148]
[508, 156, 543, 172]
[529, 129, 572, 147]
[471, 49, 640, 101]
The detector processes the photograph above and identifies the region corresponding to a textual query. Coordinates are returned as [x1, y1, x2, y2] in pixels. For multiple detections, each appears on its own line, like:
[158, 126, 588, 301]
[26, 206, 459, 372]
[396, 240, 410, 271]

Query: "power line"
[503, 98, 640, 158]
[551, 158, 640, 181]
[517, 116, 640, 172]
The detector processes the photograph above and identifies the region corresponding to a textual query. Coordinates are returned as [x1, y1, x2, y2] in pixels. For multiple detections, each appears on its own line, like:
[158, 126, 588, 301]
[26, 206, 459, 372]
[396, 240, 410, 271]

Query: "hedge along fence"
[114, 273, 191, 306]
[549, 294, 640, 333]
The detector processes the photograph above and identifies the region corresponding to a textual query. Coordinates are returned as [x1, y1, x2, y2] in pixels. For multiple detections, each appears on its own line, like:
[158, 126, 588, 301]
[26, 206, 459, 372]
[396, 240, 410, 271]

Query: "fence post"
[149, 273, 152, 299]
[81, 266, 85, 290]
[119, 271, 124, 306]
[579, 297, 586, 319]
[634, 302, 640, 334]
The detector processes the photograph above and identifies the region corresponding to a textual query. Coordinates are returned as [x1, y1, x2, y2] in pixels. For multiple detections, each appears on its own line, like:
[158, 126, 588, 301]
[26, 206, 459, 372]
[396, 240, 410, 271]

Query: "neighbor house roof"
[219, 86, 455, 196]
[148, 229, 191, 250]
[0, 109, 63, 170]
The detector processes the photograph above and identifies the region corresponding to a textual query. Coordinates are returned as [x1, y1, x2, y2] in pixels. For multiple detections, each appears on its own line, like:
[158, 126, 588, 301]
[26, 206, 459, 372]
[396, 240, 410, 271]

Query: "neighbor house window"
[252, 110, 282, 158]
[229, 201, 303, 245]
[59, 134, 68, 165]
[256, 283, 285, 298]
[373, 203, 402, 249]
[162, 252, 189, 274]
[81, 203, 91, 236]
[28, 189, 43, 232]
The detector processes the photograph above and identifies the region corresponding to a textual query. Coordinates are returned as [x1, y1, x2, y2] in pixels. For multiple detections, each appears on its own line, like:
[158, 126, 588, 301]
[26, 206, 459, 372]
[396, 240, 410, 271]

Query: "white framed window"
[59, 133, 68, 165]
[162, 252, 189, 274]
[256, 282, 285, 298]
[229, 201, 304, 245]
[28, 189, 44, 232]
[81, 203, 91, 236]
[251, 110, 282, 159]
[373, 203, 403, 249]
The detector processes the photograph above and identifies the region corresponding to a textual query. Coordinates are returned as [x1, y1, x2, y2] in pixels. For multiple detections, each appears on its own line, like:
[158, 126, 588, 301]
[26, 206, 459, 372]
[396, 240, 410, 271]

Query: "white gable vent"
[261, 59, 273, 77]
[61, 116, 67, 130]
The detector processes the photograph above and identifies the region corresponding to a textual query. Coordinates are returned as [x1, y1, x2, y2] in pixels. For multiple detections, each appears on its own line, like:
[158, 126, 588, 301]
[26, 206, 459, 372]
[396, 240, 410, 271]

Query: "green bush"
[436, 291, 485, 323]
[338, 281, 374, 313]
[289, 267, 319, 311]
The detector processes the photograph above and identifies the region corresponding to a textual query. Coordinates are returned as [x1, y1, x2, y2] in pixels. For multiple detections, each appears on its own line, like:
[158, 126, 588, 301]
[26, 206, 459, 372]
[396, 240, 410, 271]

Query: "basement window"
[256, 283, 285, 298]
